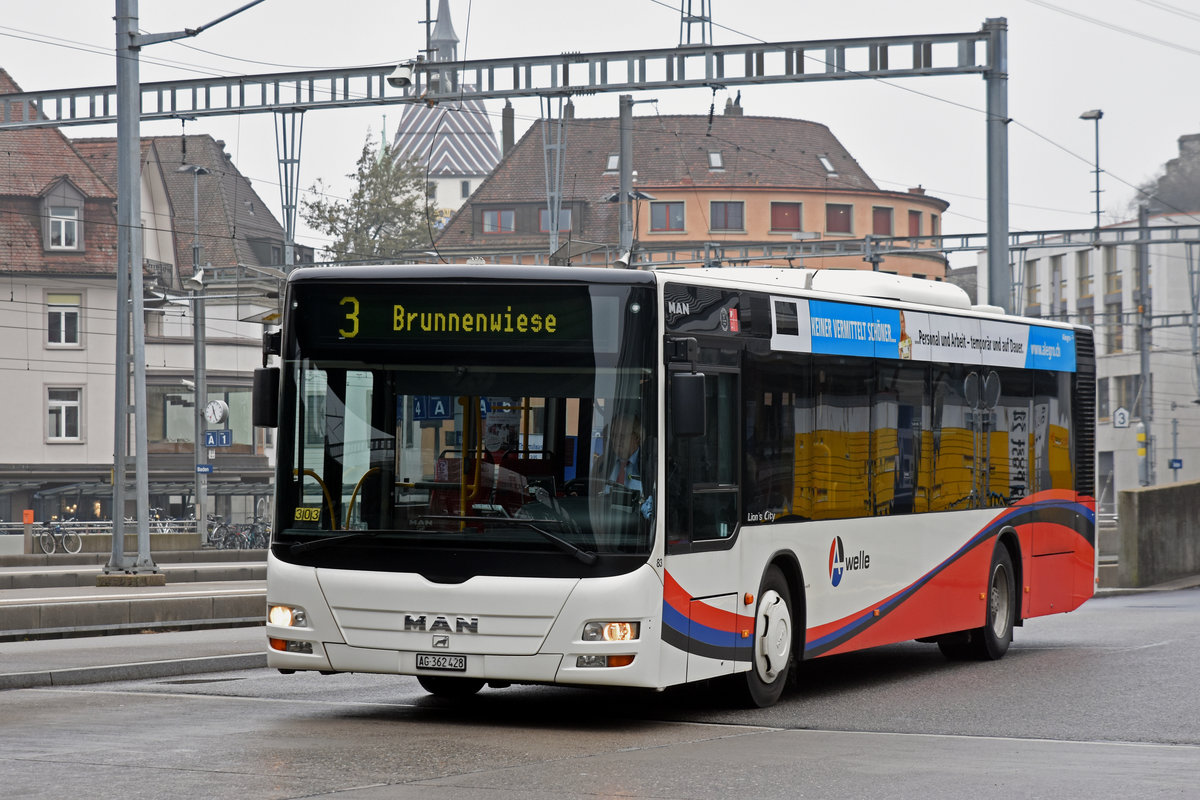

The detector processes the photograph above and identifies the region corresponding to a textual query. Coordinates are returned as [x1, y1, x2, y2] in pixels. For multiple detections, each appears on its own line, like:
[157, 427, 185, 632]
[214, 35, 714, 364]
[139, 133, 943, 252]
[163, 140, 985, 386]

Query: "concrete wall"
[0, 530, 202, 556]
[1118, 479, 1200, 587]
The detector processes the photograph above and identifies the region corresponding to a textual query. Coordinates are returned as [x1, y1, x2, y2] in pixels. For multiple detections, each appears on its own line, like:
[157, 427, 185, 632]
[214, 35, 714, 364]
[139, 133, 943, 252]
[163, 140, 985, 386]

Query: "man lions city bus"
[255, 264, 1095, 707]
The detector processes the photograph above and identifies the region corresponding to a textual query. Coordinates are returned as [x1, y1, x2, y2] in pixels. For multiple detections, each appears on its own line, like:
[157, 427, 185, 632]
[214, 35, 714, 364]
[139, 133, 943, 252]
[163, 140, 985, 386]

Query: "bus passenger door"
[667, 369, 742, 681]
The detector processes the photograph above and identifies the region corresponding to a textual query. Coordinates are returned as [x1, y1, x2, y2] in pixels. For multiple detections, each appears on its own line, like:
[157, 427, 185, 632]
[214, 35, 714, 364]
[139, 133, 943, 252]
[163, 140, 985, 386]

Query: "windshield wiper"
[287, 521, 597, 565]
[289, 530, 381, 555]
[421, 514, 597, 565]
[506, 518, 598, 565]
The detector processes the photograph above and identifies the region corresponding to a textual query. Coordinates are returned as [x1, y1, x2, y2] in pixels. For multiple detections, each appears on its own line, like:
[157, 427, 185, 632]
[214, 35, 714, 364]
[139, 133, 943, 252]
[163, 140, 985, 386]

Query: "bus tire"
[739, 565, 794, 708]
[938, 542, 1015, 661]
[417, 675, 485, 698]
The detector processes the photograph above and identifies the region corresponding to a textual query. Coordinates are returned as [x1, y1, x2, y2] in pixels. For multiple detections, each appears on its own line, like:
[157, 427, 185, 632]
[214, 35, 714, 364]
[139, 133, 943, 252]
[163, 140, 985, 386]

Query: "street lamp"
[1079, 109, 1103, 230]
[178, 164, 210, 536]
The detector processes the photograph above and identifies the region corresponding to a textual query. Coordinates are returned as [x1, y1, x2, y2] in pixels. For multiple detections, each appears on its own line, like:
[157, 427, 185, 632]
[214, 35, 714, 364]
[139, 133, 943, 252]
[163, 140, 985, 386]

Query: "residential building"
[432, 106, 950, 276]
[0, 67, 301, 524]
[980, 210, 1200, 514]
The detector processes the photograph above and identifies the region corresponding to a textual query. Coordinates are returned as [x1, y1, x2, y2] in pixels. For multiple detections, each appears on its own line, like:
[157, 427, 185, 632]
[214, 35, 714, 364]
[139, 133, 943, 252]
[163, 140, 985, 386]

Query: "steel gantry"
[1, 13, 1016, 571]
[2, 19, 1014, 305]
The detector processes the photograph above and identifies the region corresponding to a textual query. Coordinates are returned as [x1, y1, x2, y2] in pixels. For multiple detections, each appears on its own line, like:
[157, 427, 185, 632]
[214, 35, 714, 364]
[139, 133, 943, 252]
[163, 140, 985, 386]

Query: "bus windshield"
[273, 277, 657, 578]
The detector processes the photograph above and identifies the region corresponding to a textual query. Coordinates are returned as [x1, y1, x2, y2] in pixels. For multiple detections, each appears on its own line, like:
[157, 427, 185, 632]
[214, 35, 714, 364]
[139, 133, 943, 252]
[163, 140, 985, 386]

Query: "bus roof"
[662, 267, 973, 311]
[285, 263, 1074, 329]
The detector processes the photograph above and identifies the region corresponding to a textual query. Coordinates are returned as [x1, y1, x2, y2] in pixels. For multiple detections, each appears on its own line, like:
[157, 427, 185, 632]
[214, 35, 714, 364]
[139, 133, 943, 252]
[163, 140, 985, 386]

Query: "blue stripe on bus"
[662, 599, 754, 657]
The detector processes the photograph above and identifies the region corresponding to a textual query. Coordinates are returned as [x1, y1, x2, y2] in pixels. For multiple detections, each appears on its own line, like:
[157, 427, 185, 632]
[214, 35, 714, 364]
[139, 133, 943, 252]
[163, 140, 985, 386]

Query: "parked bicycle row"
[204, 515, 271, 550]
[0, 513, 272, 554]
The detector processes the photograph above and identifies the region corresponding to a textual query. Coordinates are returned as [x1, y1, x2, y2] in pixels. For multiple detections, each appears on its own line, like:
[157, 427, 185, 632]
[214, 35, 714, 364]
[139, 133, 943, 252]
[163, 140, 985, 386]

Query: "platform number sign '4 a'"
[412, 396, 454, 421]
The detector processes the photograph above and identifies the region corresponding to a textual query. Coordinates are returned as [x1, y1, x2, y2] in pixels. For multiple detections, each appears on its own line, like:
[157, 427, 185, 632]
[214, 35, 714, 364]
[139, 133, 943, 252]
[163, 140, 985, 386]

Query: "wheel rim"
[754, 589, 791, 683]
[989, 561, 1011, 638]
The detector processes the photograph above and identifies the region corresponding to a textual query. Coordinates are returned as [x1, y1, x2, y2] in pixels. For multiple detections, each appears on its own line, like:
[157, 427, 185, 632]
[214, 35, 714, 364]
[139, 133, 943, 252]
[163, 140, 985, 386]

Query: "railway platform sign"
[204, 430, 233, 447]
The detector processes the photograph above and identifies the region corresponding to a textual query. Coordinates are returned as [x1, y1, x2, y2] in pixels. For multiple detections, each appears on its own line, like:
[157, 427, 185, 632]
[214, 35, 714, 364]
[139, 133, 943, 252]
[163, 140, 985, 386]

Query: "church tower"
[391, 0, 501, 218]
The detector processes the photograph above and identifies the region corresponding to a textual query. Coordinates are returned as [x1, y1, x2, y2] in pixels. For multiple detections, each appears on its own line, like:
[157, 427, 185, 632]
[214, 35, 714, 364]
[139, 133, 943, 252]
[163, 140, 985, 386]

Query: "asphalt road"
[2, 587, 1198, 800]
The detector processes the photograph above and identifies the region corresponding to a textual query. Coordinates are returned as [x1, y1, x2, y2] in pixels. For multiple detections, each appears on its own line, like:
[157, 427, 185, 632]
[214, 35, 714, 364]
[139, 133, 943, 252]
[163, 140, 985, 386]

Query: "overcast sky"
[3, 0, 1196, 257]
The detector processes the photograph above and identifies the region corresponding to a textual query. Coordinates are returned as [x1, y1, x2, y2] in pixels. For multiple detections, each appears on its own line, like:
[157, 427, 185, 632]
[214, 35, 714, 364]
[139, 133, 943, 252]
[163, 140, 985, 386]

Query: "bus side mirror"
[671, 372, 706, 437]
[253, 367, 280, 428]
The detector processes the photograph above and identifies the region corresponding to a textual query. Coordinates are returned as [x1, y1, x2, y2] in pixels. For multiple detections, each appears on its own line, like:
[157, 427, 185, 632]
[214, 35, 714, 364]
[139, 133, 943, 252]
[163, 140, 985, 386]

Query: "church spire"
[431, 0, 459, 62]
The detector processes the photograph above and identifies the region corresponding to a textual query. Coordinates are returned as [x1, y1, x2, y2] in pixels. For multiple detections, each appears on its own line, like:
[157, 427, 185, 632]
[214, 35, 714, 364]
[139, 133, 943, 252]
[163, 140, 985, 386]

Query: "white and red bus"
[256, 264, 1095, 706]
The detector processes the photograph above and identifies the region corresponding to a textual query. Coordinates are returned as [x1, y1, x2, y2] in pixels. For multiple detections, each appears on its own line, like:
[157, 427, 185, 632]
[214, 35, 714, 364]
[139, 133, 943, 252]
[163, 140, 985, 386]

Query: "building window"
[872, 207, 893, 236]
[1076, 306, 1093, 329]
[1025, 260, 1040, 309]
[908, 210, 922, 237]
[1076, 250, 1093, 299]
[710, 201, 744, 231]
[650, 201, 685, 232]
[47, 293, 81, 346]
[1050, 255, 1064, 317]
[1106, 300, 1123, 353]
[1103, 246, 1120, 294]
[817, 154, 837, 175]
[538, 208, 573, 233]
[482, 209, 515, 234]
[1097, 377, 1109, 419]
[1114, 374, 1142, 417]
[707, 151, 724, 170]
[49, 206, 79, 250]
[605, 154, 620, 172]
[826, 203, 852, 234]
[48, 388, 81, 441]
[461, 180, 471, 199]
[770, 202, 801, 232]
[930, 214, 939, 237]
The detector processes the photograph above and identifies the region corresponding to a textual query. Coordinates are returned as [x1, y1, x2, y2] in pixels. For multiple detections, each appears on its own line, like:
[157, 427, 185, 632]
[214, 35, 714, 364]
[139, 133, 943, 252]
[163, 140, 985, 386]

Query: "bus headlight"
[582, 621, 639, 642]
[268, 604, 308, 628]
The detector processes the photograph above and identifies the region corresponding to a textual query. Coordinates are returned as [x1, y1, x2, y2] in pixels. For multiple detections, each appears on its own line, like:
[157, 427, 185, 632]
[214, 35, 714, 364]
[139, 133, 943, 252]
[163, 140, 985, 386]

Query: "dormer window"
[707, 151, 724, 170]
[42, 179, 85, 252]
[49, 207, 79, 249]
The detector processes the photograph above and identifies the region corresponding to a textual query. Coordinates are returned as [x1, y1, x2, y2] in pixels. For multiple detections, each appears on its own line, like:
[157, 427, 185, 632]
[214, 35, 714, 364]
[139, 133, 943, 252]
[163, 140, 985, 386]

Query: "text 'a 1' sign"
[204, 430, 233, 447]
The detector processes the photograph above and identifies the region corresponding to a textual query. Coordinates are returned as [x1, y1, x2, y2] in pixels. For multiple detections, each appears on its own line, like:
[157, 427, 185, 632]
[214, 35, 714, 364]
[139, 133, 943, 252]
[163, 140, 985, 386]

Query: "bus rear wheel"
[739, 565, 794, 708]
[417, 675, 485, 698]
[938, 542, 1015, 661]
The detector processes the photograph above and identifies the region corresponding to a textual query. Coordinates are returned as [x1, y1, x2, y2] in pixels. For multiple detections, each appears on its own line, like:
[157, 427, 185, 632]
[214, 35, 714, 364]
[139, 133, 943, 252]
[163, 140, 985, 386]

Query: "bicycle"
[247, 515, 271, 549]
[205, 514, 231, 548]
[149, 507, 178, 534]
[221, 523, 252, 549]
[39, 519, 83, 555]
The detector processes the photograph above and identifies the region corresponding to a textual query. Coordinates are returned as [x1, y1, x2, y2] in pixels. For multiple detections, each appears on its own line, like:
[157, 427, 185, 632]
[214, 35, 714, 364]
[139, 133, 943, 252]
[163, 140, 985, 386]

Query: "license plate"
[416, 653, 467, 672]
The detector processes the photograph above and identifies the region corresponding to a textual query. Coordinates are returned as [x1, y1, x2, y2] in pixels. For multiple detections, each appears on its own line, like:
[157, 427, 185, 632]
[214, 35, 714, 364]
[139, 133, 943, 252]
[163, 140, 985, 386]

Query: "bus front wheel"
[739, 565, 794, 708]
[938, 542, 1015, 661]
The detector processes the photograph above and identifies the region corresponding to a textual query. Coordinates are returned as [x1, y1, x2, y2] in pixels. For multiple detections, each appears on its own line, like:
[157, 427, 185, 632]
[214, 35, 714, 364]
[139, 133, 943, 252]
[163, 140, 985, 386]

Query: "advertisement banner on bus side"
[769, 297, 1075, 372]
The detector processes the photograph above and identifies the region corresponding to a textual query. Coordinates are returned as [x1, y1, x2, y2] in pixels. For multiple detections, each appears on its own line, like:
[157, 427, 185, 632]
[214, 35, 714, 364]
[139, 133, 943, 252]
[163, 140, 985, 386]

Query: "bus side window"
[668, 371, 738, 547]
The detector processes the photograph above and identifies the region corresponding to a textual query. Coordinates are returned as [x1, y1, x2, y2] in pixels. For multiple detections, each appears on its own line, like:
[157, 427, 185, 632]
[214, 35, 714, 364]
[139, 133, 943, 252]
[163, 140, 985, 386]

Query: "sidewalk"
[1094, 573, 1200, 597]
[0, 625, 266, 690]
